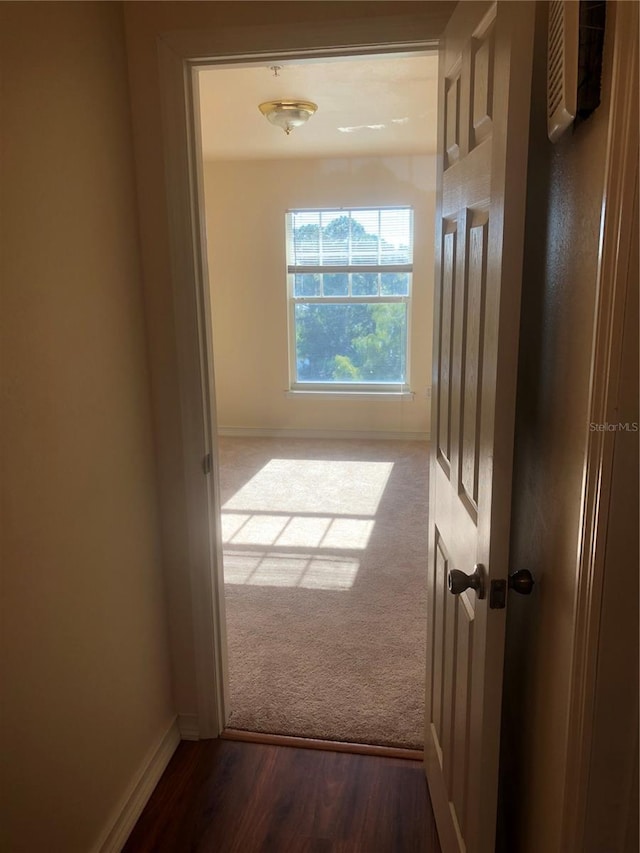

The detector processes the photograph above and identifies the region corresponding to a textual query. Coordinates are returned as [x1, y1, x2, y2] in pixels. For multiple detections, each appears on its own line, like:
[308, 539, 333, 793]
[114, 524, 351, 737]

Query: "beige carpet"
[219, 437, 429, 749]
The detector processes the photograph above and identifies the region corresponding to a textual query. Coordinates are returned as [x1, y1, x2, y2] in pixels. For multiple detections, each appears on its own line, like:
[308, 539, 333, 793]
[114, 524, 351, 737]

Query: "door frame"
[151, 2, 634, 843]
[561, 2, 639, 848]
[156, 13, 441, 740]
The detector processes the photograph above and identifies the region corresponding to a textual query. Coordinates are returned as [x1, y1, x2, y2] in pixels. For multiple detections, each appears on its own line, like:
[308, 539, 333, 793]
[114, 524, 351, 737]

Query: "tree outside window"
[287, 208, 413, 390]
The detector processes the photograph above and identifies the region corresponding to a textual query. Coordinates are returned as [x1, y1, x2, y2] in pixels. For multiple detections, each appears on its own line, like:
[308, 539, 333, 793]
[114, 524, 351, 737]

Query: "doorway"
[195, 52, 438, 749]
[140, 3, 599, 849]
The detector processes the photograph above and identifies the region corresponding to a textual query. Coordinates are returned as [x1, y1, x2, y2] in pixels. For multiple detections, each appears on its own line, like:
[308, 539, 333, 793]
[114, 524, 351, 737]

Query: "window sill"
[285, 389, 415, 401]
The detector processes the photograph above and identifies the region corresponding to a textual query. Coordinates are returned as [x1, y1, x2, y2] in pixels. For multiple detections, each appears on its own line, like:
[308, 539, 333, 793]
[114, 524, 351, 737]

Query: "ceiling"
[198, 54, 438, 161]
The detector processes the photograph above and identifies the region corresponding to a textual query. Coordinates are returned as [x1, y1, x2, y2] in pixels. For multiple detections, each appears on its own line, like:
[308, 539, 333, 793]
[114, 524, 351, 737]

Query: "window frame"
[286, 206, 414, 395]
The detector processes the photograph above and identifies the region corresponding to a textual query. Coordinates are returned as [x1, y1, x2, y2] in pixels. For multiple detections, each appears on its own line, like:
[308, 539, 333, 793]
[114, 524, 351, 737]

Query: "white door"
[425, 2, 535, 851]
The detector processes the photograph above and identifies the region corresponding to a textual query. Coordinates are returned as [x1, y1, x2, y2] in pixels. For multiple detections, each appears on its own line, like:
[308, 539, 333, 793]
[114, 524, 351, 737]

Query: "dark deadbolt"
[491, 570, 536, 609]
[509, 569, 535, 595]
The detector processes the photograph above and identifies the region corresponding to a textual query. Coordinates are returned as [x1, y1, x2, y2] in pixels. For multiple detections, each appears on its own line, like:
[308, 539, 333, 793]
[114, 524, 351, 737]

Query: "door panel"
[437, 221, 457, 474]
[471, 22, 495, 148]
[460, 211, 488, 518]
[425, 3, 534, 851]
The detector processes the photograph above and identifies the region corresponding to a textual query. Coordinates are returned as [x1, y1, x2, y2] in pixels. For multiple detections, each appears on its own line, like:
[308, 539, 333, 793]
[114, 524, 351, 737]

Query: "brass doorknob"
[509, 569, 535, 595]
[448, 564, 486, 599]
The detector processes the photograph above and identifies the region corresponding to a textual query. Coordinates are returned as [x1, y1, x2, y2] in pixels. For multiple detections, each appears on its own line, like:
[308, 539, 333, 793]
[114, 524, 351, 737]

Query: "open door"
[425, 2, 534, 851]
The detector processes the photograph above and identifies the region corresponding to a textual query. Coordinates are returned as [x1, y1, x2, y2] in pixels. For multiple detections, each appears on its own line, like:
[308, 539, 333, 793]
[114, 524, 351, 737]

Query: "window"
[286, 207, 414, 393]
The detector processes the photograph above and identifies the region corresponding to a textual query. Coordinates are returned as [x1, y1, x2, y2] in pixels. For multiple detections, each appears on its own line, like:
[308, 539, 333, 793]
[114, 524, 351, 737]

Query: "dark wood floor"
[123, 739, 442, 852]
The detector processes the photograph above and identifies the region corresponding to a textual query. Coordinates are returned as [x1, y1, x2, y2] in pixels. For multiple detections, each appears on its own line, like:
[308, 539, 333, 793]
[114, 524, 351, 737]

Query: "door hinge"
[202, 452, 212, 475]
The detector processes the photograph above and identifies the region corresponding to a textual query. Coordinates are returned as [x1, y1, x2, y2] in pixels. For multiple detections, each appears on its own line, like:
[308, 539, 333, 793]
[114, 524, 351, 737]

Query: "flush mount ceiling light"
[258, 100, 318, 135]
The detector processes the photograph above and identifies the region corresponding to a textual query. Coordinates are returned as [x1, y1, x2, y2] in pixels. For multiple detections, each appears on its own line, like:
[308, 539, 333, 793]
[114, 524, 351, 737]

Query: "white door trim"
[562, 2, 639, 848]
[155, 13, 441, 739]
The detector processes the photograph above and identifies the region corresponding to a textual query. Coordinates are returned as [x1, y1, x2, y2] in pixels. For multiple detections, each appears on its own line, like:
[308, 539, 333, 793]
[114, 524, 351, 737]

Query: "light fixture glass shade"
[258, 100, 318, 135]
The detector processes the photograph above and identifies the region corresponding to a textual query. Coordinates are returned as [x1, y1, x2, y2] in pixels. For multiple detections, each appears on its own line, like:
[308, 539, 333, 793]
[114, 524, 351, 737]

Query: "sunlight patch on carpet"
[222, 459, 394, 516]
[222, 512, 375, 550]
[224, 549, 360, 590]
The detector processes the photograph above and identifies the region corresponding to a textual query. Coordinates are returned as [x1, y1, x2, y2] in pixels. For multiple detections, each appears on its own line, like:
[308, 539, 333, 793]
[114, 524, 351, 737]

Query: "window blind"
[289, 208, 413, 269]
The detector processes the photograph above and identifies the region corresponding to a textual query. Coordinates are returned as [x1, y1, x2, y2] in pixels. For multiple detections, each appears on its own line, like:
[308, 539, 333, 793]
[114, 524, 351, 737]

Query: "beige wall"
[0, 4, 174, 851]
[204, 155, 435, 436]
[500, 3, 617, 851]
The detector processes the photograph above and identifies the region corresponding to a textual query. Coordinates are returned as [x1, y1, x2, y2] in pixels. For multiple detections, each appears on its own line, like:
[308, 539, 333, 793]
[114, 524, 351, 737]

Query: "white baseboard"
[217, 427, 430, 442]
[93, 716, 180, 853]
[178, 713, 200, 741]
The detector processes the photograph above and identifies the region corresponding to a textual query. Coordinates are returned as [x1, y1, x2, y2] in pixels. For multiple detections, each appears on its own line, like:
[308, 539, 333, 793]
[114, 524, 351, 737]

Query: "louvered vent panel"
[547, 0, 579, 142]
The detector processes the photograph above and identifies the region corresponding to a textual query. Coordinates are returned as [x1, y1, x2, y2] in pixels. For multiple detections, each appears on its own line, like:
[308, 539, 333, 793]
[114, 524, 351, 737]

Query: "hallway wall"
[0, 4, 175, 850]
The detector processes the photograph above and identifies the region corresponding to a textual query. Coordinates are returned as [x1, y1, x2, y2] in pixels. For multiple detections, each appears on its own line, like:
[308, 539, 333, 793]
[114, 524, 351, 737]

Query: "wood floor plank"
[123, 740, 441, 852]
[313, 751, 371, 842]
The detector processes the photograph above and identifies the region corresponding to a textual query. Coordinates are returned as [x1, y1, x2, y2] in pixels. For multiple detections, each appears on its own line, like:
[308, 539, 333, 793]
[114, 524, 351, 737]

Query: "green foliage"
[333, 354, 362, 381]
[295, 301, 406, 384]
[293, 215, 408, 384]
